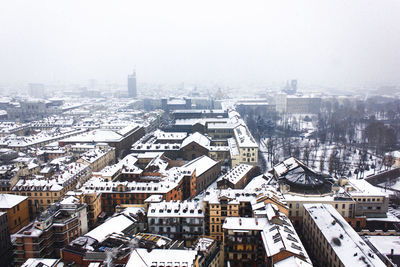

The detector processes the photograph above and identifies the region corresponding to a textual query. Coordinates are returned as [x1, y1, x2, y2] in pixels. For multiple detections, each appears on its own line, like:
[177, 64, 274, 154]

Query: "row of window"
[356, 197, 382, 202]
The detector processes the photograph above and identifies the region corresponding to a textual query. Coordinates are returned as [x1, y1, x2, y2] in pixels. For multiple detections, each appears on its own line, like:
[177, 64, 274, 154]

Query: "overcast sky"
[0, 0, 399, 89]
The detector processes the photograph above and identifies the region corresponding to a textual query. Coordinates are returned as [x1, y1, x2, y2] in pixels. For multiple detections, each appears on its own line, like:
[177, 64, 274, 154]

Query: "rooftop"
[127, 248, 198, 267]
[304, 203, 386, 267]
[79, 147, 114, 164]
[217, 164, 253, 185]
[85, 214, 136, 243]
[233, 124, 258, 148]
[62, 129, 123, 143]
[182, 155, 219, 177]
[181, 132, 210, 149]
[148, 200, 203, 218]
[0, 193, 27, 209]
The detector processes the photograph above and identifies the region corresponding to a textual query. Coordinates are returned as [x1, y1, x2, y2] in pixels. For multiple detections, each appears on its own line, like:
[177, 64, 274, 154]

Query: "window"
[342, 204, 345, 209]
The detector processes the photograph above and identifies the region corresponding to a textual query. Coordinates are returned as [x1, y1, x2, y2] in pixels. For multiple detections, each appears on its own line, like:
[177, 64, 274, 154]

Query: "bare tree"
[320, 146, 327, 172]
[303, 144, 311, 166]
[329, 150, 341, 177]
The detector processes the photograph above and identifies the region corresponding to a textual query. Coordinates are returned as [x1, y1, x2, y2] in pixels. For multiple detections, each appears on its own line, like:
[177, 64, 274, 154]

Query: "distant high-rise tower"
[128, 71, 137, 98]
[291, 79, 297, 94]
[283, 79, 297, 95]
[28, 83, 45, 98]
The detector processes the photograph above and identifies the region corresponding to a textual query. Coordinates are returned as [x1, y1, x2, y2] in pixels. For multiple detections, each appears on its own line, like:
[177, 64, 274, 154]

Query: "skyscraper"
[28, 83, 45, 98]
[128, 71, 137, 98]
[291, 79, 297, 94]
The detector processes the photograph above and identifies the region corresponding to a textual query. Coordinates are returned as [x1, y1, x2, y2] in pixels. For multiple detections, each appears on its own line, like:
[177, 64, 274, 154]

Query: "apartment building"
[216, 164, 260, 189]
[232, 124, 258, 167]
[302, 204, 385, 267]
[0, 164, 22, 192]
[60, 124, 145, 157]
[0, 193, 30, 234]
[0, 212, 12, 266]
[14, 202, 84, 265]
[81, 167, 193, 214]
[223, 204, 311, 267]
[62, 212, 142, 266]
[182, 155, 221, 194]
[148, 200, 204, 246]
[77, 145, 115, 172]
[203, 187, 287, 241]
[12, 162, 91, 218]
[193, 237, 223, 267]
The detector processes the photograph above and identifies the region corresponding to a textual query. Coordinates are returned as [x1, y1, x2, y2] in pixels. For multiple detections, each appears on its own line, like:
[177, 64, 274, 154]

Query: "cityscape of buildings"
[0, 75, 399, 267]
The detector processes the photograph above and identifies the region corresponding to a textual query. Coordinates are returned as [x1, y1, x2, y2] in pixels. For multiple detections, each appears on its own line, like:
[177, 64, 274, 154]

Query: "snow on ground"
[378, 176, 400, 191]
[261, 136, 387, 178]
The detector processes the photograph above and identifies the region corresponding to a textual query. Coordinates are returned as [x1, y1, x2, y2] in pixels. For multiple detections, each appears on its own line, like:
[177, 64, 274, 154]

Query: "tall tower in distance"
[128, 71, 137, 98]
[290, 79, 297, 94]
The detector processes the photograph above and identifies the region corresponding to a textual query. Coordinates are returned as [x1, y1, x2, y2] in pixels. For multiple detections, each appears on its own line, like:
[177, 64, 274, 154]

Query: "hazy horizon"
[0, 0, 399, 90]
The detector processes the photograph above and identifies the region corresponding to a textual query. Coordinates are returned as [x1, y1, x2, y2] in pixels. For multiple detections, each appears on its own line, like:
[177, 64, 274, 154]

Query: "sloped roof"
[181, 132, 210, 149]
[0, 193, 27, 209]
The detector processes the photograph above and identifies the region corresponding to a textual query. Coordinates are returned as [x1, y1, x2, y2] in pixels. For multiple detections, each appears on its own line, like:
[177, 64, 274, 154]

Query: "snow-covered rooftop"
[13, 162, 89, 192]
[181, 132, 210, 149]
[227, 137, 239, 156]
[203, 188, 259, 205]
[273, 256, 312, 267]
[127, 248, 198, 267]
[79, 147, 113, 164]
[346, 179, 388, 197]
[82, 167, 190, 194]
[193, 237, 215, 252]
[62, 129, 123, 143]
[182, 155, 219, 177]
[233, 124, 258, 148]
[21, 258, 61, 267]
[148, 200, 203, 218]
[245, 174, 274, 190]
[304, 203, 386, 267]
[217, 164, 253, 185]
[364, 235, 400, 256]
[153, 130, 187, 141]
[93, 153, 140, 178]
[85, 214, 135, 243]
[0, 193, 27, 209]
[223, 204, 311, 264]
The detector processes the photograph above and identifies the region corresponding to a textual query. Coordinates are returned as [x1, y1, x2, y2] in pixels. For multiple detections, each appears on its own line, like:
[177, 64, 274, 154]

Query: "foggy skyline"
[0, 0, 399, 90]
